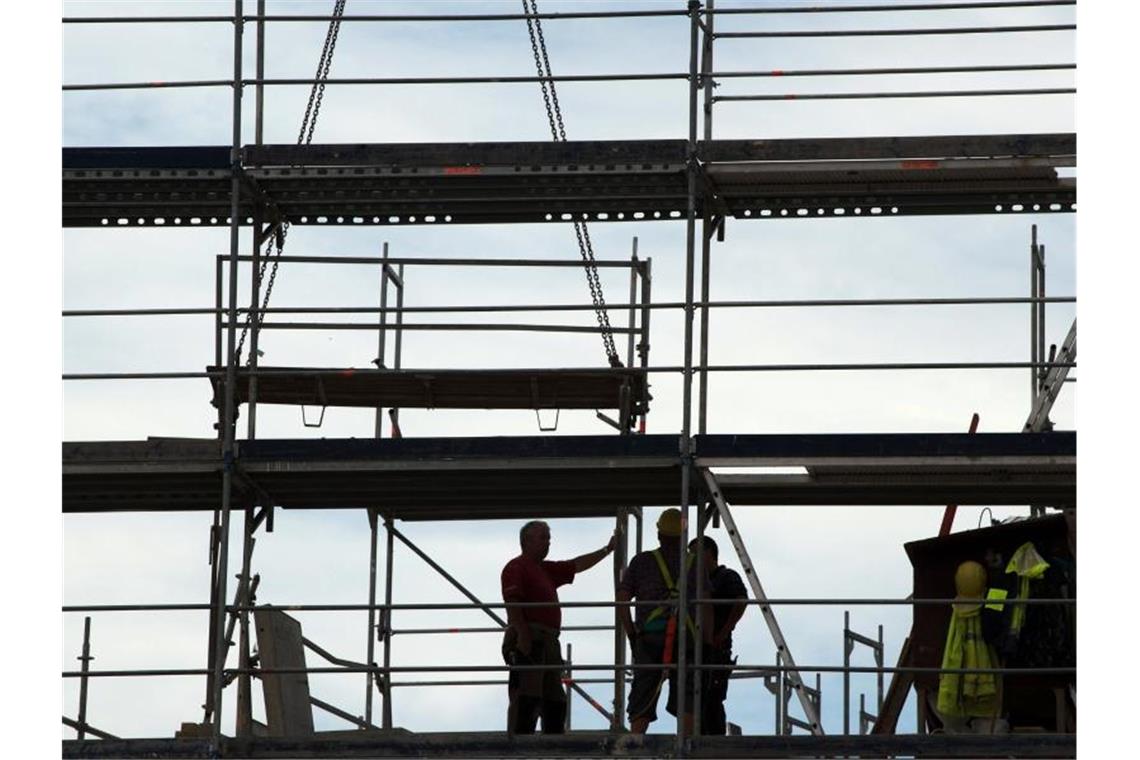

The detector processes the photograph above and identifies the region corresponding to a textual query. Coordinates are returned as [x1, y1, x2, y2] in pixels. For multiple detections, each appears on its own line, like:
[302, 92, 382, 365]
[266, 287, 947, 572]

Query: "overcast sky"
[44, 0, 1128, 747]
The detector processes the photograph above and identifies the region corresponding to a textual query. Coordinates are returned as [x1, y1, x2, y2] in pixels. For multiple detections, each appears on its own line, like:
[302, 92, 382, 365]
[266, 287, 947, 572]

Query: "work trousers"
[700, 648, 733, 736]
[502, 624, 567, 734]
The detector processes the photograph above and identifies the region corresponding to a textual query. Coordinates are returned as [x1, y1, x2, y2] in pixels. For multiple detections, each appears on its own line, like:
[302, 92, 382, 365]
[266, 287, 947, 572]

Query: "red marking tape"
[901, 160, 940, 170]
[444, 166, 482, 175]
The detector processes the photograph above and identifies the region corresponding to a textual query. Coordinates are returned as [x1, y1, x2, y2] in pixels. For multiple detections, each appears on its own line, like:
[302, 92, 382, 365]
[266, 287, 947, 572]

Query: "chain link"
[523, 0, 622, 368]
[236, 0, 347, 366]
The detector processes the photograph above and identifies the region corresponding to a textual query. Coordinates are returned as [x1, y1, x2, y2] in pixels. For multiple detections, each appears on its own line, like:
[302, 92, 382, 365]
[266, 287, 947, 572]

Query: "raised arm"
[572, 532, 617, 573]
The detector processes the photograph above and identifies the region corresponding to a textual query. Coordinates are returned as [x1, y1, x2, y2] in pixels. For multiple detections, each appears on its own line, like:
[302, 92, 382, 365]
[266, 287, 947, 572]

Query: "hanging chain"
[522, 0, 622, 368]
[236, 0, 347, 365]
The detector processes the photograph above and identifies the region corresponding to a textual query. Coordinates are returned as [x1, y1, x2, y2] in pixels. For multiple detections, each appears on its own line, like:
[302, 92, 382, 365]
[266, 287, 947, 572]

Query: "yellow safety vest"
[937, 602, 1001, 719]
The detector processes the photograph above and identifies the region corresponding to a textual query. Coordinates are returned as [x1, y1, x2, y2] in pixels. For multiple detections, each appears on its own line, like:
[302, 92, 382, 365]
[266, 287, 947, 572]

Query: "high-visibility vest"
[644, 549, 698, 640]
[937, 599, 1001, 719]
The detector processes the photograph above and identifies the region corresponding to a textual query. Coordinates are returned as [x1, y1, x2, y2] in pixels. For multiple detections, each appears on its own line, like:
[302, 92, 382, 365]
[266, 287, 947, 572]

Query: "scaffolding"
[62, 2, 1077, 757]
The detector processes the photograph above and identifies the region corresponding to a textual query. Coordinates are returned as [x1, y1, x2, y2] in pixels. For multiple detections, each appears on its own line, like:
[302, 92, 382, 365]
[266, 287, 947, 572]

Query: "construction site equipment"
[844, 613, 885, 735]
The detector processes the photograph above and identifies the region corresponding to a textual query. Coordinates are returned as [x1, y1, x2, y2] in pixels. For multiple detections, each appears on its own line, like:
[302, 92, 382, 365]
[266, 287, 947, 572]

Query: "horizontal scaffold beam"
[62, 432, 1075, 517]
[62, 133, 1075, 228]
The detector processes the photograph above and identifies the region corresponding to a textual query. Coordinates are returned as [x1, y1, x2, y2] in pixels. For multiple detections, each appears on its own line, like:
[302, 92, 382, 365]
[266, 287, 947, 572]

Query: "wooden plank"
[254, 608, 314, 737]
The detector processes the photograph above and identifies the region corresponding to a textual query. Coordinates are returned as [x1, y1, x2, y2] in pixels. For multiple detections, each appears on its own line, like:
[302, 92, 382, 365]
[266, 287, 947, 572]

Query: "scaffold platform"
[61, 730, 1076, 759]
[209, 367, 650, 413]
[62, 432, 1076, 517]
[62, 133, 1075, 228]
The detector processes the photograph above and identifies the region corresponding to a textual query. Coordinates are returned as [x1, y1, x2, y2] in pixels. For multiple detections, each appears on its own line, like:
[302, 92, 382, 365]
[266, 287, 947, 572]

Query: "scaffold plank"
[62, 134, 1075, 227]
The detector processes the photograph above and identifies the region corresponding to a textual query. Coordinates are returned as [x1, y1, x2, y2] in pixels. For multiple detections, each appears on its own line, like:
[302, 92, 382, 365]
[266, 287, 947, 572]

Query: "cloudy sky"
[35, 0, 1129, 748]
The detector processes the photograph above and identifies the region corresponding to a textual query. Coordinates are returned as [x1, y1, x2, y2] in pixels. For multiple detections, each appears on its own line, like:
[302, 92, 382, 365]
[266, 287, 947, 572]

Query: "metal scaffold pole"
[76, 616, 93, 740]
[210, 0, 244, 744]
[1030, 224, 1038, 406]
[675, 2, 701, 754]
[365, 508, 380, 726]
[382, 516, 396, 729]
[698, 0, 715, 436]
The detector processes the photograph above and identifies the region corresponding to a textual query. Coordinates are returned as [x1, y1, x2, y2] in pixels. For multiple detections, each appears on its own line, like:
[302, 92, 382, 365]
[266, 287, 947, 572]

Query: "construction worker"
[616, 508, 712, 735]
[689, 535, 747, 735]
[501, 520, 616, 735]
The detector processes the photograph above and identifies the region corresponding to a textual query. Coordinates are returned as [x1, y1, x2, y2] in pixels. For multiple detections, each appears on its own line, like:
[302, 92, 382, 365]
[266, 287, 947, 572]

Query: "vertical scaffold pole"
[627, 237, 639, 370]
[675, 2, 702, 754]
[613, 236, 639, 729]
[368, 243, 392, 727]
[877, 624, 885, 715]
[365, 508, 379, 726]
[382, 516, 395, 728]
[377, 243, 391, 394]
[639, 258, 653, 432]
[613, 507, 628, 729]
[693, 2, 715, 738]
[1038, 243, 1047, 394]
[77, 616, 93, 740]
[844, 610, 850, 735]
[698, 0, 715, 436]
[205, 256, 224, 728]
[235, 193, 264, 740]
[1030, 224, 1038, 407]
[211, 0, 245, 744]
[255, 0, 266, 146]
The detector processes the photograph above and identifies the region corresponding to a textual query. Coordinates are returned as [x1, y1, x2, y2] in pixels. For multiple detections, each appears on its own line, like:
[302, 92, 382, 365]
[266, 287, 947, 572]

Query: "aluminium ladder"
[700, 468, 825, 735]
[1024, 317, 1076, 433]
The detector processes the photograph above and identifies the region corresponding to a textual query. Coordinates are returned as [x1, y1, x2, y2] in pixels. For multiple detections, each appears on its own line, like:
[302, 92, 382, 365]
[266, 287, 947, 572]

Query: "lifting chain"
[236, 0, 347, 365]
[522, 0, 623, 368]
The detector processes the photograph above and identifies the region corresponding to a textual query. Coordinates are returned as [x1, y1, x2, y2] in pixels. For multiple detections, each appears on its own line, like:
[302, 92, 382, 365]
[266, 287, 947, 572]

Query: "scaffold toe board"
[61, 731, 1076, 759]
[62, 432, 1075, 516]
[61, 133, 1075, 228]
[208, 366, 649, 412]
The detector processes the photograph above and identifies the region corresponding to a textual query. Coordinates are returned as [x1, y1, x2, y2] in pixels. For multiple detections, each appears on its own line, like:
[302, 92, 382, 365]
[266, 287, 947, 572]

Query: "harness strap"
[644, 549, 697, 639]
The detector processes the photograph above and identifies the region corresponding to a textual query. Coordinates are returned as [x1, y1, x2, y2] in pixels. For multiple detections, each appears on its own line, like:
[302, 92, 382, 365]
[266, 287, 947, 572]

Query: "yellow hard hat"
[953, 560, 987, 613]
[657, 508, 683, 537]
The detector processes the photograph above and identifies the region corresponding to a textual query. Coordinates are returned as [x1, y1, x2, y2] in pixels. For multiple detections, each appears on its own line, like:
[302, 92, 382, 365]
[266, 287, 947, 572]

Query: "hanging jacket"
[1006, 541, 1050, 635]
[937, 604, 1001, 719]
[1004, 543, 1075, 669]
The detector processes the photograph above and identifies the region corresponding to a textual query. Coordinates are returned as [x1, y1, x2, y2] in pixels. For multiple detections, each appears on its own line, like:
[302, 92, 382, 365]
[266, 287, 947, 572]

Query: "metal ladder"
[1024, 316, 1076, 433]
[700, 468, 824, 735]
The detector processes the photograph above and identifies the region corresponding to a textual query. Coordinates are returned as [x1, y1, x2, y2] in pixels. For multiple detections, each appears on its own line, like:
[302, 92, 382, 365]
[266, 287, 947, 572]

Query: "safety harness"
[643, 549, 698, 644]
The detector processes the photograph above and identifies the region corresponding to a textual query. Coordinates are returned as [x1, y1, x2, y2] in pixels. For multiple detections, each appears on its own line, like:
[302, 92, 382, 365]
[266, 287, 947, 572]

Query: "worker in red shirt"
[501, 520, 616, 734]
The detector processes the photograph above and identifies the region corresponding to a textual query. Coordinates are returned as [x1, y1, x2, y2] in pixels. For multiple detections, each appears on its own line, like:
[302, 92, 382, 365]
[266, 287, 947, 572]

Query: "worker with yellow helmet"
[616, 508, 713, 735]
